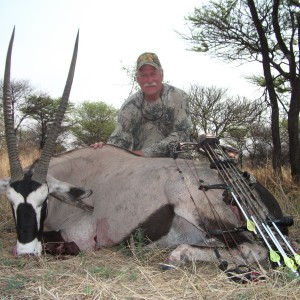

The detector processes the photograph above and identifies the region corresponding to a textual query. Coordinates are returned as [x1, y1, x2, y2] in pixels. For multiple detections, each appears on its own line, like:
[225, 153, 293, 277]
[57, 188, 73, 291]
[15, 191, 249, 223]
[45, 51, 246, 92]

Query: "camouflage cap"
[136, 52, 162, 71]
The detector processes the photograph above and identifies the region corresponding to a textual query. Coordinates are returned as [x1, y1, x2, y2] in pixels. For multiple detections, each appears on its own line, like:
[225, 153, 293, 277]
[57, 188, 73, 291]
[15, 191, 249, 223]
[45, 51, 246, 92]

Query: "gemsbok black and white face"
[5, 177, 49, 255]
[0, 28, 80, 256]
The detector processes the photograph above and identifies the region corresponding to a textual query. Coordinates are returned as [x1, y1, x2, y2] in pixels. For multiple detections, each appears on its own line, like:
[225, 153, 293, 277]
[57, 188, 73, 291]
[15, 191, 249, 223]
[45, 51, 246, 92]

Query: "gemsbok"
[1, 29, 298, 280]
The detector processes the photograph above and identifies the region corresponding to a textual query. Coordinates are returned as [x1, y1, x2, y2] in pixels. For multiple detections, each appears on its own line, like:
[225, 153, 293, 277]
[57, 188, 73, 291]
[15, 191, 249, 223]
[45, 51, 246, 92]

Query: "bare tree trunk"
[247, 0, 282, 176]
[273, 1, 300, 182]
[289, 12, 300, 183]
[288, 77, 300, 183]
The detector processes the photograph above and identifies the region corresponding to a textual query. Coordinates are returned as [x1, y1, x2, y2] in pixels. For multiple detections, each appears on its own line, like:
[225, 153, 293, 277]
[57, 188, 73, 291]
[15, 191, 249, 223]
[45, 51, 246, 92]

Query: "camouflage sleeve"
[142, 90, 192, 158]
[107, 99, 138, 149]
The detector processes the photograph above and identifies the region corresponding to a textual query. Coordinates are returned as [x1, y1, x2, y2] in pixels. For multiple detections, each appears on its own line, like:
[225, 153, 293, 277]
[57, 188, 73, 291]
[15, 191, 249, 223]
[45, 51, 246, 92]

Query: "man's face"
[136, 64, 163, 100]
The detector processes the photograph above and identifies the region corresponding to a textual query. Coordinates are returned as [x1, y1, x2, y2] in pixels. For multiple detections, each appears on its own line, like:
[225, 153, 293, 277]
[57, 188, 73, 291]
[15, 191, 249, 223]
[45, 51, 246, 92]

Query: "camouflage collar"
[141, 94, 164, 121]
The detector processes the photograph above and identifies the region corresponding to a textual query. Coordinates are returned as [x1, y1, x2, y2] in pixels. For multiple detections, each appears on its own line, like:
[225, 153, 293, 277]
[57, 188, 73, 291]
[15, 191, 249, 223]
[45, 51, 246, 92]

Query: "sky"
[0, 0, 262, 109]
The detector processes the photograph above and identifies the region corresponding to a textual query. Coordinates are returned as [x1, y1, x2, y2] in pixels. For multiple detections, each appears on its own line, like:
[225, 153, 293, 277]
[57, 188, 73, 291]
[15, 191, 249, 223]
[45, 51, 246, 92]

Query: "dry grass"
[249, 165, 300, 240]
[0, 147, 41, 177]
[1, 152, 300, 299]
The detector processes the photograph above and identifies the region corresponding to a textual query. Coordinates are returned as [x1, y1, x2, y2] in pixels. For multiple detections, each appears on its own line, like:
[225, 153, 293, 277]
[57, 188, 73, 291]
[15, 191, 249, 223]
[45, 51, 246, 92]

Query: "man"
[93, 52, 191, 157]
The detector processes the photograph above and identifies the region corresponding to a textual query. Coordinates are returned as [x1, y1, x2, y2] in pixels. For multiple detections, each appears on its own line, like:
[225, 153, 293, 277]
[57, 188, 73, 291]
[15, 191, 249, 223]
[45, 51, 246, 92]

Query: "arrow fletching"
[269, 249, 281, 263]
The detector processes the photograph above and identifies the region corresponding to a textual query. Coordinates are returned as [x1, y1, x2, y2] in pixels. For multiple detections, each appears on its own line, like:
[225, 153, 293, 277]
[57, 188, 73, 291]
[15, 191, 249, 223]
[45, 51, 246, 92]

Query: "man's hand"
[90, 142, 104, 149]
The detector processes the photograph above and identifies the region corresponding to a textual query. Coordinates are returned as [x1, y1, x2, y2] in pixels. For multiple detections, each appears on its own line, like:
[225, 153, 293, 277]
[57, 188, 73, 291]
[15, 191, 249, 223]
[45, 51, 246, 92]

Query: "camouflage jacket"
[108, 83, 191, 157]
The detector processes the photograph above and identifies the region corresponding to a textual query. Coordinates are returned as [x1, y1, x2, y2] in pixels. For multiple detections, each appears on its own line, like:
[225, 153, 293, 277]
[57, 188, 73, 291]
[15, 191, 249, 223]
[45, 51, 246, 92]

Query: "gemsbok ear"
[47, 175, 93, 201]
[0, 178, 10, 193]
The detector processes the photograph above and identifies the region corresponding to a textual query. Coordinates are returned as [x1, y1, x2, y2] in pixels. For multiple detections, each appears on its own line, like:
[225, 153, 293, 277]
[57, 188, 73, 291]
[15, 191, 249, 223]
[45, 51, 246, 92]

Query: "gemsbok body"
[45, 144, 287, 267]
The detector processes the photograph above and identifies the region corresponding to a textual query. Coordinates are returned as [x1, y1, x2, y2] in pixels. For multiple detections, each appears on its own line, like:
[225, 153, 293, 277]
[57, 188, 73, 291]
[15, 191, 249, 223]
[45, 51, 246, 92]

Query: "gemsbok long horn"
[3, 27, 24, 182]
[32, 30, 79, 184]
